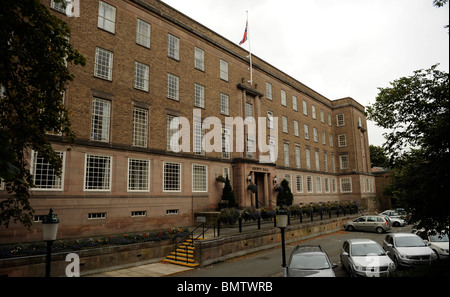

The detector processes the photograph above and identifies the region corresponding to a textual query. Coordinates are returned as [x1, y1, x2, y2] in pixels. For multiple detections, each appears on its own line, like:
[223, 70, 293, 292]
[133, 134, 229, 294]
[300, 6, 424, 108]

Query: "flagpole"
[246, 10, 253, 85]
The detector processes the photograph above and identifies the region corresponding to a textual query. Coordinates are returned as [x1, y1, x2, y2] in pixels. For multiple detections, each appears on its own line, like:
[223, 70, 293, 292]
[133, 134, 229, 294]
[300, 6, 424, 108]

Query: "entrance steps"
[162, 237, 201, 267]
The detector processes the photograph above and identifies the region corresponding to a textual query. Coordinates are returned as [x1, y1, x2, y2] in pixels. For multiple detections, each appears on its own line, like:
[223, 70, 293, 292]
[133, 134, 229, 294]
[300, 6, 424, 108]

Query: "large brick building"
[0, 0, 375, 243]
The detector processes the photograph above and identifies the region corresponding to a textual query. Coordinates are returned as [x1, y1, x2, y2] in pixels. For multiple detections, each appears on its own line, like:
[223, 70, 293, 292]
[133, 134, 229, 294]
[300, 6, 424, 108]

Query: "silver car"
[383, 233, 438, 268]
[340, 239, 396, 277]
[343, 215, 392, 233]
[287, 245, 337, 277]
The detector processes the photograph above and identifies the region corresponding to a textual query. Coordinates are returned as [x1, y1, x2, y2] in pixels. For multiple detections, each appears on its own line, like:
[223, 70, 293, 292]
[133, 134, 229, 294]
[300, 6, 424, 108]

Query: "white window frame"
[282, 116, 288, 133]
[303, 100, 308, 116]
[267, 111, 274, 129]
[306, 175, 313, 193]
[294, 120, 299, 137]
[305, 148, 311, 170]
[192, 164, 208, 192]
[332, 178, 337, 193]
[167, 73, 179, 101]
[222, 127, 231, 159]
[98, 1, 116, 34]
[340, 177, 352, 193]
[193, 119, 204, 155]
[163, 161, 181, 192]
[132, 107, 148, 148]
[324, 177, 330, 193]
[127, 158, 150, 192]
[316, 176, 322, 193]
[292, 95, 298, 111]
[94, 47, 113, 81]
[337, 114, 345, 126]
[340, 155, 349, 170]
[166, 115, 179, 152]
[296, 174, 303, 193]
[31, 150, 65, 191]
[220, 93, 229, 115]
[283, 143, 289, 167]
[194, 83, 205, 108]
[84, 154, 112, 191]
[315, 150, 320, 171]
[266, 83, 272, 100]
[295, 145, 301, 168]
[136, 19, 151, 48]
[338, 134, 347, 147]
[220, 59, 228, 81]
[90, 98, 111, 142]
[134, 61, 149, 91]
[281, 90, 287, 106]
[168, 34, 180, 60]
[194, 47, 205, 71]
[304, 124, 309, 139]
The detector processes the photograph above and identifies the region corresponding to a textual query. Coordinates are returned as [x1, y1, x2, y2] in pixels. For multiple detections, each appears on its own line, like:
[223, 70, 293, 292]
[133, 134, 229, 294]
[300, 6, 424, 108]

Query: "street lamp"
[42, 208, 59, 277]
[276, 207, 288, 277]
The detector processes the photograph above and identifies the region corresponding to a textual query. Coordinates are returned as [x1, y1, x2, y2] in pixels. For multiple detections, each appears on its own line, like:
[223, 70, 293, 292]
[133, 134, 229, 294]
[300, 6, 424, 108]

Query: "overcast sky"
[162, 0, 449, 147]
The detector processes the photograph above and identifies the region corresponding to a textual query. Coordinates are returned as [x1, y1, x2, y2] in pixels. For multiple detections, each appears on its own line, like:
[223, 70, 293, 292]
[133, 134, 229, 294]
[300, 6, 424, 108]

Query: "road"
[171, 225, 413, 277]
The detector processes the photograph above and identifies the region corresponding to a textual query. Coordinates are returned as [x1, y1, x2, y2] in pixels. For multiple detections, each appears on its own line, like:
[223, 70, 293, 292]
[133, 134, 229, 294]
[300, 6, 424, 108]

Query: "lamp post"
[276, 207, 288, 277]
[42, 208, 59, 277]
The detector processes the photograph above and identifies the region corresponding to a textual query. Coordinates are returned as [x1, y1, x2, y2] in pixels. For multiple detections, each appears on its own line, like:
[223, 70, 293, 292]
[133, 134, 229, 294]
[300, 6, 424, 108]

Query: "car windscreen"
[394, 236, 427, 247]
[430, 234, 449, 242]
[289, 254, 330, 270]
[351, 244, 385, 256]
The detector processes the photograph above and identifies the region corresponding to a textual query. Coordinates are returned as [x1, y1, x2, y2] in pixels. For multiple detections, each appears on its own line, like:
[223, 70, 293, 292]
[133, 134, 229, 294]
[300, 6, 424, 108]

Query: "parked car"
[383, 233, 438, 268]
[384, 216, 406, 227]
[286, 245, 337, 277]
[340, 239, 396, 277]
[379, 210, 403, 219]
[343, 215, 392, 233]
[413, 229, 449, 259]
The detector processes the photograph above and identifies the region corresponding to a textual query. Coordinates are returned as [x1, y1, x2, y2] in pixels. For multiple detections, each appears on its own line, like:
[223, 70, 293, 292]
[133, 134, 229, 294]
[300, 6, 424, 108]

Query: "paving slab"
[86, 262, 193, 277]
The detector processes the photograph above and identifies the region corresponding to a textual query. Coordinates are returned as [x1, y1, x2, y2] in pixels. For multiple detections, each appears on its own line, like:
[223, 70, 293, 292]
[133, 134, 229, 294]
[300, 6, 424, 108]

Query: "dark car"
[286, 245, 337, 277]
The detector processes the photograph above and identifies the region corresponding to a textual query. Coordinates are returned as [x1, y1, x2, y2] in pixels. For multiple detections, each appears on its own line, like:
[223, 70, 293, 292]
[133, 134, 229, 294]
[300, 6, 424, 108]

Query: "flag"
[239, 21, 248, 45]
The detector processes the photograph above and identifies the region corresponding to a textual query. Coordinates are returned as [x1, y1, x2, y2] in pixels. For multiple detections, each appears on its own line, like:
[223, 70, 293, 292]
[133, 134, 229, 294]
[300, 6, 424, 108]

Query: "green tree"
[0, 0, 85, 228]
[220, 175, 237, 208]
[367, 65, 449, 233]
[369, 145, 389, 168]
[276, 179, 293, 207]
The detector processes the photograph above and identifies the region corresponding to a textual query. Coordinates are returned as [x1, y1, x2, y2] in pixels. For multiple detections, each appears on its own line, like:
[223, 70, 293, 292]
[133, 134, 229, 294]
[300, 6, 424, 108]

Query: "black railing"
[172, 222, 214, 263]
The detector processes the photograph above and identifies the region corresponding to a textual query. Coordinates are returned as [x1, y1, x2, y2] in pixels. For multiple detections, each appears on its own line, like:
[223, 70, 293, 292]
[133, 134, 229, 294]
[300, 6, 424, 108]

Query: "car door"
[365, 216, 377, 232]
[353, 216, 367, 231]
[383, 235, 394, 258]
[340, 241, 350, 270]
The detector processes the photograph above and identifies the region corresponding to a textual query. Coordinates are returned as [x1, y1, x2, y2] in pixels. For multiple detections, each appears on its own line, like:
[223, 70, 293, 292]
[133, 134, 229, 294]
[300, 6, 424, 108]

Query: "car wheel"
[346, 225, 355, 232]
[376, 227, 384, 234]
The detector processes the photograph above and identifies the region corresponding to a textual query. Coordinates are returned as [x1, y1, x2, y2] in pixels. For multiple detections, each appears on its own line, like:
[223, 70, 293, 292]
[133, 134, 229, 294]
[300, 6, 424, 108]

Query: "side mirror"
[332, 263, 338, 269]
[341, 252, 349, 257]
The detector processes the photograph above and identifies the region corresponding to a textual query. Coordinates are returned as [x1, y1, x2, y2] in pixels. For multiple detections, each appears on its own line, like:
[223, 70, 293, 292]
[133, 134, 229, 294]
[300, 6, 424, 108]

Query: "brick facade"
[0, 0, 375, 243]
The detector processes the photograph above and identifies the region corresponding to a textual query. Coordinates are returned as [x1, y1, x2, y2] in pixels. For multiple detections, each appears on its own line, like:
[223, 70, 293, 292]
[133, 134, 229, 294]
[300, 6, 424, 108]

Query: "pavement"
[87, 262, 193, 277]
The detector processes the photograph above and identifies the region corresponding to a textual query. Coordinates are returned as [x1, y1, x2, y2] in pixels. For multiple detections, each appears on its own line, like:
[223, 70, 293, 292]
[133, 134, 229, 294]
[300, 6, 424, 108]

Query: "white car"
[413, 229, 449, 260]
[340, 239, 396, 277]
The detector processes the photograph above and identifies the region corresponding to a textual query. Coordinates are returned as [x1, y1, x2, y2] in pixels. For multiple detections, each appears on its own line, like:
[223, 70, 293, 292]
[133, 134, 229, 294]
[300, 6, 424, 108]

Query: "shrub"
[218, 208, 240, 225]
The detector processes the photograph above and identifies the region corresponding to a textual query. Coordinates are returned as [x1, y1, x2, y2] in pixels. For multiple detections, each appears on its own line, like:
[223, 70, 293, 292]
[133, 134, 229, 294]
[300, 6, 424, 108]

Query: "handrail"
[172, 222, 214, 263]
